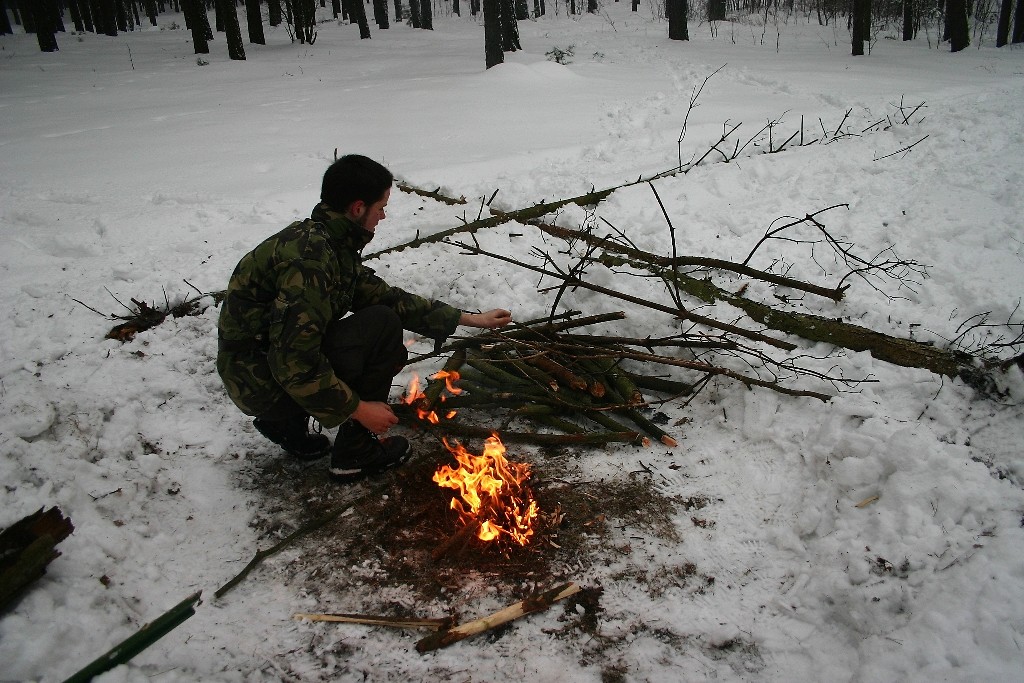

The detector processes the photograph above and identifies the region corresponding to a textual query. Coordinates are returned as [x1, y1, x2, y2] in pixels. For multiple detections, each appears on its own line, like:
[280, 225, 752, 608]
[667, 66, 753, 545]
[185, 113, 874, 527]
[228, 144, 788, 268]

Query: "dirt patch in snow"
[236, 430, 685, 614]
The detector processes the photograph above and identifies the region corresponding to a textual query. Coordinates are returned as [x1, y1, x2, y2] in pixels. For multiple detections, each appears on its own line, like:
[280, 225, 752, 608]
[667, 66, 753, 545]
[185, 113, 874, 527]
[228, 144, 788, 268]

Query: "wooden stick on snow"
[293, 612, 454, 630]
[415, 582, 582, 653]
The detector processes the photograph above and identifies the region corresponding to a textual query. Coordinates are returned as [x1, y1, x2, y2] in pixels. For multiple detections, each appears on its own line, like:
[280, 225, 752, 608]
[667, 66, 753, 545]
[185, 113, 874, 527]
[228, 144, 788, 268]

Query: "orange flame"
[403, 370, 461, 424]
[433, 434, 539, 547]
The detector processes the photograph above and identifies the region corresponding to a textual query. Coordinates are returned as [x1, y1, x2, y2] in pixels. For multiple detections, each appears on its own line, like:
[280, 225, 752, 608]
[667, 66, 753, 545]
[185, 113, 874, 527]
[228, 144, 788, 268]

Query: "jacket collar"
[310, 202, 374, 252]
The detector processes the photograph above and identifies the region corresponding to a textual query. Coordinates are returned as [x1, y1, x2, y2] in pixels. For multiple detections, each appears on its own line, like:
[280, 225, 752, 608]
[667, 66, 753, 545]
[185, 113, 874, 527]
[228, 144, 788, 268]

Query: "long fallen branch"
[214, 478, 397, 600]
[293, 612, 454, 630]
[415, 582, 582, 652]
[595, 252, 980, 381]
[448, 238, 798, 351]
[532, 219, 848, 302]
[366, 188, 614, 259]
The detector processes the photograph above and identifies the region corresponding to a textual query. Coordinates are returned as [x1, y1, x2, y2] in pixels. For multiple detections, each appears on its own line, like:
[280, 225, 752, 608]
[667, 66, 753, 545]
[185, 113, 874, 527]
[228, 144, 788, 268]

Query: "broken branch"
[415, 582, 582, 652]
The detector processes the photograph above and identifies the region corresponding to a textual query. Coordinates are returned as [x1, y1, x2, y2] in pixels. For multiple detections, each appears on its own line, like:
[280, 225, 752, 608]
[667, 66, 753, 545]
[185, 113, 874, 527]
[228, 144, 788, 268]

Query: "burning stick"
[293, 612, 454, 630]
[431, 520, 482, 561]
[415, 582, 582, 653]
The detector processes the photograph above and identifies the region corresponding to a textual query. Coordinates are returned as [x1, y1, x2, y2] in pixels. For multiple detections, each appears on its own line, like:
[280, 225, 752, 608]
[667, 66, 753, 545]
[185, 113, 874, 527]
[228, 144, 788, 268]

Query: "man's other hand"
[352, 400, 399, 435]
[460, 309, 513, 329]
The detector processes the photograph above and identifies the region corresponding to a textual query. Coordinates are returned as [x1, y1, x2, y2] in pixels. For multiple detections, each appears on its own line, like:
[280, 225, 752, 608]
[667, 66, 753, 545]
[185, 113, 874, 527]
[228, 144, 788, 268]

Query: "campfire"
[434, 434, 539, 547]
[403, 371, 541, 553]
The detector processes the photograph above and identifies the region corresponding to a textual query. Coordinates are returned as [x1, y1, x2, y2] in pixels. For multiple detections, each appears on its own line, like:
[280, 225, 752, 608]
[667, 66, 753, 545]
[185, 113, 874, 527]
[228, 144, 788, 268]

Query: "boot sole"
[253, 419, 330, 461]
[329, 443, 412, 484]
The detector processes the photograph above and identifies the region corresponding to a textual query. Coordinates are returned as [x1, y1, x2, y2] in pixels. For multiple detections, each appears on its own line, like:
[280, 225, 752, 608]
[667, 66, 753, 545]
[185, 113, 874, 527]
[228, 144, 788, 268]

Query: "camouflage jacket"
[217, 203, 461, 428]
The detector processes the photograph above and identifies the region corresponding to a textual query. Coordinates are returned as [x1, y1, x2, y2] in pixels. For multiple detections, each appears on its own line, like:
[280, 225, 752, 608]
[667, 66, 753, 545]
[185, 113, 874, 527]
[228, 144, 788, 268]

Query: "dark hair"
[320, 155, 394, 212]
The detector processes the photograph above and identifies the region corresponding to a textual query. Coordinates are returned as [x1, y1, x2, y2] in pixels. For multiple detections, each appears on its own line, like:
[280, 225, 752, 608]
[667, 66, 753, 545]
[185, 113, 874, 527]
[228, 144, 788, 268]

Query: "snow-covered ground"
[1, 4, 1023, 682]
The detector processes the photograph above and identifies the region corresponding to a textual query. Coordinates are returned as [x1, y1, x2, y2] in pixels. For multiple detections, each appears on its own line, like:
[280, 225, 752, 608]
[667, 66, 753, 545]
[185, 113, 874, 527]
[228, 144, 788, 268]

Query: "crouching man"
[217, 154, 511, 483]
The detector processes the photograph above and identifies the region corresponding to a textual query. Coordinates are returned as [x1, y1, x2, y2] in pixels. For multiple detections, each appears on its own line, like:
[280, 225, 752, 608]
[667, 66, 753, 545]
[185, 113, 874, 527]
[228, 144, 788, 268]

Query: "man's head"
[321, 155, 393, 232]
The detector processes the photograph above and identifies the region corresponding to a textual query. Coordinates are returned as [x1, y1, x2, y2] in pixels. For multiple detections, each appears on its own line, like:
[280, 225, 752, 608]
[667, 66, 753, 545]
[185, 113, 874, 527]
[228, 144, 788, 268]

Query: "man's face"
[350, 187, 390, 233]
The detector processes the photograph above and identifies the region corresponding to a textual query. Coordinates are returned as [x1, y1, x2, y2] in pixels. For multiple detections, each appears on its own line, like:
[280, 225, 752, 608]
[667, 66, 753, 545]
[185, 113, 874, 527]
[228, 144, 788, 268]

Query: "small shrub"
[545, 44, 575, 65]
[196, 57, 210, 66]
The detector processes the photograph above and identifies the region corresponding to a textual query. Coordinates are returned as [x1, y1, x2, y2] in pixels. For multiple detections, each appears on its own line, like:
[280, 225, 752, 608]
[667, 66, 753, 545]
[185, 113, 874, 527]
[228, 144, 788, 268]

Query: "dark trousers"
[258, 305, 407, 422]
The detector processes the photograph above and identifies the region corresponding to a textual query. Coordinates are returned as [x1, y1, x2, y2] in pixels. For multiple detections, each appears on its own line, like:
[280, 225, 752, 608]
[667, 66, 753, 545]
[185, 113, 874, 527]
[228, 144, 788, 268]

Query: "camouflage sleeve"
[266, 258, 359, 428]
[352, 265, 462, 341]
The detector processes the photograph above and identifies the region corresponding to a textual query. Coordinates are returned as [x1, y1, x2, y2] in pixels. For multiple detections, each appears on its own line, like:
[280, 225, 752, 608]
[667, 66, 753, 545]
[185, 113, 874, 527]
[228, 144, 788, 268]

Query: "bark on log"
[0, 507, 74, 611]
[594, 252, 982, 382]
[415, 582, 582, 652]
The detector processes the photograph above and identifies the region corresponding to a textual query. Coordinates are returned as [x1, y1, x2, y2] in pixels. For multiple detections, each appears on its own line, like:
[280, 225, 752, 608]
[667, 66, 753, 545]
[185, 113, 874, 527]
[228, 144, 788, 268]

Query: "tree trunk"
[268, 0, 282, 25]
[409, 0, 419, 26]
[293, 0, 315, 42]
[851, 0, 868, 54]
[353, 0, 371, 36]
[69, 0, 86, 31]
[419, 0, 432, 28]
[499, 0, 520, 49]
[115, 0, 128, 31]
[394, 0, 402, 21]
[216, 0, 245, 56]
[32, 0, 60, 50]
[484, 0, 503, 68]
[245, 0, 265, 43]
[373, 0, 388, 26]
[996, 0, 1011, 44]
[96, 0, 118, 34]
[79, 0, 96, 32]
[668, 0, 688, 40]
[902, 0, 914, 39]
[708, 0, 726, 20]
[947, 0, 969, 50]
[183, 0, 209, 53]
[0, 0, 12, 34]
[1013, 0, 1024, 42]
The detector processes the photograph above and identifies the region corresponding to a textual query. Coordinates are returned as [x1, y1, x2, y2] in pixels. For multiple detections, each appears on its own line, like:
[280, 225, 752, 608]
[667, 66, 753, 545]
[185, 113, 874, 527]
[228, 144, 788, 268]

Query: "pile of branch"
[402, 307, 840, 449]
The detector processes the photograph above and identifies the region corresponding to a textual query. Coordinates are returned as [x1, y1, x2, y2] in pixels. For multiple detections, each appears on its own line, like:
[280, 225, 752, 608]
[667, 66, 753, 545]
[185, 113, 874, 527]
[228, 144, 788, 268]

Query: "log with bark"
[0, 507, 74, 611]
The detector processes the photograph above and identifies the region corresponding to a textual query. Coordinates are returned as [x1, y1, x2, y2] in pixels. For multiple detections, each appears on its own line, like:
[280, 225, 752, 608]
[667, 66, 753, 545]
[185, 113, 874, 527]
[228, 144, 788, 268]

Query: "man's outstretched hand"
[460, 309, 513, 329]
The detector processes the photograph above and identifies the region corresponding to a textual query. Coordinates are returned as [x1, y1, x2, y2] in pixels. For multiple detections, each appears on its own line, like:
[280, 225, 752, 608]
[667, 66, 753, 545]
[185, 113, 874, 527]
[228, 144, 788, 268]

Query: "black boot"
[329, 421, 411, 483]
[253, 415, 331, 461]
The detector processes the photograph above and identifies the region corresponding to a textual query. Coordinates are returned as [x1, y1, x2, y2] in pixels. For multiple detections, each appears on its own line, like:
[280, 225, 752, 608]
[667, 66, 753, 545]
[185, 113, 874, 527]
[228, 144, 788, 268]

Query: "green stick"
[62, 592, 202, 683]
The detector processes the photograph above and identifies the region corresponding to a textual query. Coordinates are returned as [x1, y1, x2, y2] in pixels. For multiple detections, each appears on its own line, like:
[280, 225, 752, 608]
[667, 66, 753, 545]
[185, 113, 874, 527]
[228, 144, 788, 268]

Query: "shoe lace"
[308, 416, 323, 435]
